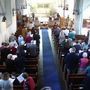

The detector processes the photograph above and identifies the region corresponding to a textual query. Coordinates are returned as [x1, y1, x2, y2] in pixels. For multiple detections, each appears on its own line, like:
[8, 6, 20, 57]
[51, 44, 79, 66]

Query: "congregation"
[52, 22, 90, 90]
[0, 11, 90, 90]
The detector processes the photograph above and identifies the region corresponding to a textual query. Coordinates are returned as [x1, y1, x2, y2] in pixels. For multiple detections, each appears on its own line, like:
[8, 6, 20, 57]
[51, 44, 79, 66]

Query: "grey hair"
[7, 54, 12, 59]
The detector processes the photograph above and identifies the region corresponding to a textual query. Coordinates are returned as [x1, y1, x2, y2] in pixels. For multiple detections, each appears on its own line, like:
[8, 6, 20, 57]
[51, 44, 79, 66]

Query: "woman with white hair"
[6, 54, 17, 73]
[78, 52, 89, 73]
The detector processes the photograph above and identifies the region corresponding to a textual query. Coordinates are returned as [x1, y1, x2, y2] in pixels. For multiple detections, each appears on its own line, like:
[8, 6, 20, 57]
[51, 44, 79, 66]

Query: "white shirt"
[63, 29, 69, 36]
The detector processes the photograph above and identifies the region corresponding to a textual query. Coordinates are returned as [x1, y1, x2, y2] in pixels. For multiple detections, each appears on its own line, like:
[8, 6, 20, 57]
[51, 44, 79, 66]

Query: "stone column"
[73, 0, 83, 35]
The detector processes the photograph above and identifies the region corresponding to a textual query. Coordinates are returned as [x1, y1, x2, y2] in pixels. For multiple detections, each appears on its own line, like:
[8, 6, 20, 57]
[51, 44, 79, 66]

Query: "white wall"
[0, 0, 17, 45]
[83, 0, 90, 11]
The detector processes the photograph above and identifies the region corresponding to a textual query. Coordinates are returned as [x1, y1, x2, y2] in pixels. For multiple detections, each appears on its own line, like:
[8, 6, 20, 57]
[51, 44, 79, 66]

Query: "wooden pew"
[70, 84, 84, 90]
[25, 67, 38, 75]
[14, 84, 37, 90]
[14, 82, 37, 90]
[24, 57, 38, 66]
[0, 65, 6, 72]
[25, 64, 38, 68]
[25, 56, 39, 61]
[24, 60, 38, 66]
[66, 74, 86, 90]
[75, 35, 87, 41]
[14, 85, 23, 90]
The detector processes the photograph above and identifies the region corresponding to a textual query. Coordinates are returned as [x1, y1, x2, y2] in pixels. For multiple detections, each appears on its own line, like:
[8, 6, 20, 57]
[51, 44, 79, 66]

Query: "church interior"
[0, 0, 90, 90]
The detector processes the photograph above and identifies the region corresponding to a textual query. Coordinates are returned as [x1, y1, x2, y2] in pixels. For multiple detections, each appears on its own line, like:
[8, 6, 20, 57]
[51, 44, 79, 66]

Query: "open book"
[17, 73, 24, 83]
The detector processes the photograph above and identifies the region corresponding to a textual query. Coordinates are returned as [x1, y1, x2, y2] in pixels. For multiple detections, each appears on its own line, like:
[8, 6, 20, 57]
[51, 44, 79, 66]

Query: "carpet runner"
[42, 29, 61, 90]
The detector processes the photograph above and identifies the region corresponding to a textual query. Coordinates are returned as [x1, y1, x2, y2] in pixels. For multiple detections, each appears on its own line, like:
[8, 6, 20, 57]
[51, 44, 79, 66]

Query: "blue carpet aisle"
[42, 29, 61, 90]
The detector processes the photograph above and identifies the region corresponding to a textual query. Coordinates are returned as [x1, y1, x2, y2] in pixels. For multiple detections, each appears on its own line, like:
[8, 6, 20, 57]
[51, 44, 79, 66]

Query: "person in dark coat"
[6, 54, 17, 73]
[74, 40, 82, 53]
[26, 41, 38, 58]
[17, 44, 26, 58]
[33, 32, 40, 48]
[14, 54, 25, 73]
[1, 44, 10, 64]
[65, 47, 79, 73]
